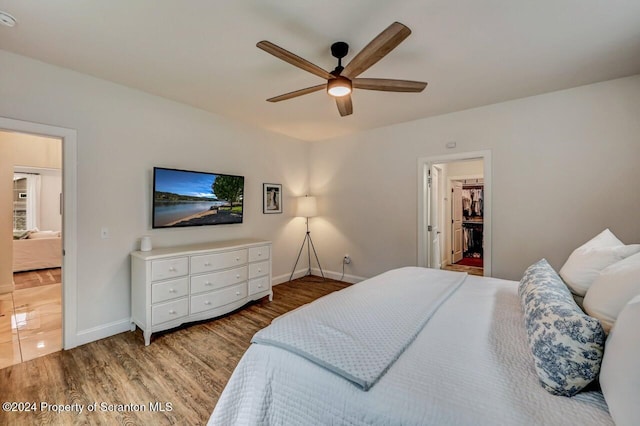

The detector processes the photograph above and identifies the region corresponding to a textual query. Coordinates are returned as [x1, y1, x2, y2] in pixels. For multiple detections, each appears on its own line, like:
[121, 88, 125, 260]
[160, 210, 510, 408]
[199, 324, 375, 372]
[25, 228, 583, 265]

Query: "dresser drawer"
[131, 239, 272, 346]
[249, 261, 269, 279]
[152, 298, 189, 325]
[248, 245, 270, 262]
[248, 276, 269, 296]
[190, 283, 247, 314]
[190, 266, 247, 295]
[191, 249, 248, 274]
[152, 277, 189, 304]
[151, 257, 189, 282]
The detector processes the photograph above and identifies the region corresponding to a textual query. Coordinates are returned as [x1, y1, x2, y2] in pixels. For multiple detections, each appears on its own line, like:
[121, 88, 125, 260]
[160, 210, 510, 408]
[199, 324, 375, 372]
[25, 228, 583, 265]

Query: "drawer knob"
[258, 284, 262, 288]
[169, 288, 176, 293]
[258, 253, 262, 257]
[169, 267, 176, 272]
[236, 257, 240, 261]
[258, 268, 262, 273]
[169, 309, 176, 315]
[235, 291, 240, 296]
[204, 301, 211, 305]
[205, 281, 212, 286]
[236, 274, 240, 279]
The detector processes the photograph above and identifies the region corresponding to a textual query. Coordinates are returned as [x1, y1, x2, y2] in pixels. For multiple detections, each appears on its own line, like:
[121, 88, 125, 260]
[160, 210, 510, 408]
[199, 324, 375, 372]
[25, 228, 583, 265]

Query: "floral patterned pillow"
[518, 259, 605, 397]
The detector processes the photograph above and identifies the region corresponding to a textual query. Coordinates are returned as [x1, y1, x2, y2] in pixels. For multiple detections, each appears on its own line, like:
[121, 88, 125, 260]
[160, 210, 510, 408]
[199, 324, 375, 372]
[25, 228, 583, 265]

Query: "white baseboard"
[0, 283, 14, 294]
[74, 318, 134, 348]
[272, 269, 307, 285]
[310, 267, 366, 284]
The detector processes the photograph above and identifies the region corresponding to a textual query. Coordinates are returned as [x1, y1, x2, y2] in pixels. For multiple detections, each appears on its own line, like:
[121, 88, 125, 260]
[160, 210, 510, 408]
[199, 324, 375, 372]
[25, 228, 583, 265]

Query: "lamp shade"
[297, 195, 317, 218]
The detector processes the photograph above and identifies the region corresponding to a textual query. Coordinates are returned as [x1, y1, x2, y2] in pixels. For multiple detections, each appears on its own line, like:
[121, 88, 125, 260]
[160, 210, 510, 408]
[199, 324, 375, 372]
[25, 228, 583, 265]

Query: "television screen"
[152, 167, 244, 228]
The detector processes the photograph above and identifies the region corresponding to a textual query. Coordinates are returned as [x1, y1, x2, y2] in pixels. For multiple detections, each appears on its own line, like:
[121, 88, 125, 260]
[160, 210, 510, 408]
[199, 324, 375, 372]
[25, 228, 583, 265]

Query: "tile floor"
[0, 271, 62, 369]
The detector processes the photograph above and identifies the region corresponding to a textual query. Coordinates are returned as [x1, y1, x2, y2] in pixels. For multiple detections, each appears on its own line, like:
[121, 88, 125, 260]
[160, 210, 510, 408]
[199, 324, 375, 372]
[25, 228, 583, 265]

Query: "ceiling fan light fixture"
[258, 22, 425, 116]
[327, 77, 352, 97]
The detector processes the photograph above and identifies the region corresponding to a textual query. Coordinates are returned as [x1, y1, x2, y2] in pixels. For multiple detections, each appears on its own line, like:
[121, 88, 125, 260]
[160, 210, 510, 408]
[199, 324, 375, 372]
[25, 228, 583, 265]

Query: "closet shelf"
[463, 220, 483, 224]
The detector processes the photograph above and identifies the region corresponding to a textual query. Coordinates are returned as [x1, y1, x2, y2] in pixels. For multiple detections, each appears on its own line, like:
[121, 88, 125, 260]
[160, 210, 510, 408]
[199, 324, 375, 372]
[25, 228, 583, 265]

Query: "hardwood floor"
[441, 263, 483, 276]
[13, 268, 62, 290]
[0, 276, 350, 425]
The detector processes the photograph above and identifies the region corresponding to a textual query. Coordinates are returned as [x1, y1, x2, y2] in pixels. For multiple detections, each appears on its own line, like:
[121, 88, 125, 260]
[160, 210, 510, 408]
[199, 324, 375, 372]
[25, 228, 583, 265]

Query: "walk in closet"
[460, 179, 483, 265]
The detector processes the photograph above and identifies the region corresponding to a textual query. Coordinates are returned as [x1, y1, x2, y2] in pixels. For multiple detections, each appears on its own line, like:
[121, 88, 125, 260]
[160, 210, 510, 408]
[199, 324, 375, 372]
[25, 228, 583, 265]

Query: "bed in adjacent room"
[12, 230, 62, 272]
[210, 230, 639, 425]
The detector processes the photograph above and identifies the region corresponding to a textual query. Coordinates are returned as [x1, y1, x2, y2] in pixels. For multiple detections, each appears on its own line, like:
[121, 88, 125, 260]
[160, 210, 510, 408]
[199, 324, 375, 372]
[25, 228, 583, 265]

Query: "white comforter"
[209, 268, 611, 425]
[253, 268, 466, 390]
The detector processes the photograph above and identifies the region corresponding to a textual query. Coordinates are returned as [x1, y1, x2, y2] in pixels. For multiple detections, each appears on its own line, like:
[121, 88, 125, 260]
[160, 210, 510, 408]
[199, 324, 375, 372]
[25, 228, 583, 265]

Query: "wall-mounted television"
[152, 167, 244, 229]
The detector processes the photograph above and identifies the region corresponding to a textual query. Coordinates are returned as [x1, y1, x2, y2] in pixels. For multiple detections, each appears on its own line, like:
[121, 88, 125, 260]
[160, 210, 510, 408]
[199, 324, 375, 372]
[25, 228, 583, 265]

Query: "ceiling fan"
[257, 22, 427, 117]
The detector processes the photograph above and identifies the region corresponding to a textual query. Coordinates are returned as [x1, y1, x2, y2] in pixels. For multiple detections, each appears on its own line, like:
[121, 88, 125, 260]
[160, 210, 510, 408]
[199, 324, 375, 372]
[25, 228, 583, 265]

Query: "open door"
[451, 181, 463, 264]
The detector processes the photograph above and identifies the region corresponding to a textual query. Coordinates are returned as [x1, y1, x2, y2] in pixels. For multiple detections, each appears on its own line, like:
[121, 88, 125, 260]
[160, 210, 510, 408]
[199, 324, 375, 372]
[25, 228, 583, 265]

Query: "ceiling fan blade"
[267, 84, 326, 102]
[353, 78, 427, 92]
[336, 95, 353, 117]
[257, 41, 334, 80]
[342, 22, 411, 79]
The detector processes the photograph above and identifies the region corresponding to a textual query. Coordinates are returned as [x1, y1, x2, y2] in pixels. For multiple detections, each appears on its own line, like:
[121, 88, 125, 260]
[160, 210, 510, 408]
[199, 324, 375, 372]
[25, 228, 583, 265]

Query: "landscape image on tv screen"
[153, 167, 244, 228]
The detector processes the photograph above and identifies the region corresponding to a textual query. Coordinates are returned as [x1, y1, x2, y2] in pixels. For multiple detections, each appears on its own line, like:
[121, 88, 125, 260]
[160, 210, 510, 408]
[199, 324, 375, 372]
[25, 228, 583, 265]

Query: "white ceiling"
[1, 1, 639, 141]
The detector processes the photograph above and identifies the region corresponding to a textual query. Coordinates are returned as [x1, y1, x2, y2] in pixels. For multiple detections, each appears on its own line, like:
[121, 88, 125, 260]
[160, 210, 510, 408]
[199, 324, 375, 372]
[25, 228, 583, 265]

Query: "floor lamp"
[289, 195, 325, 281]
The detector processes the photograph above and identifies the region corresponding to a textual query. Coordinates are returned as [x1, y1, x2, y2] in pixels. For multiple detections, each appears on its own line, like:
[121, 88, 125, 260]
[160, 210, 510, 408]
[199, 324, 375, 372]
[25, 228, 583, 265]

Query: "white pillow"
[559, 244, 640, 296]
[583, 252, 640, 332]
[579, 228, 624, 249]
[599, 295, 640, 426]
[560, 230, 625, 296]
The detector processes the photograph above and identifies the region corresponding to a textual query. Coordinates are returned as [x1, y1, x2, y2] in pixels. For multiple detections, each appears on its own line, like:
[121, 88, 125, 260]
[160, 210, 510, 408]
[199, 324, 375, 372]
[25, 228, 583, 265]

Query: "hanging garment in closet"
[461, 188, 484, 218]
[462, 224, 483, 258]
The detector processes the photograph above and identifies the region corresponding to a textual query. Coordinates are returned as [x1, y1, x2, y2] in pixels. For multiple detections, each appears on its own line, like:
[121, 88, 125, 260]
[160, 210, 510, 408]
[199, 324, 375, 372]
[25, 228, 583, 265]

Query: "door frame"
[417, 150, 492, 276]
[1, 116, 78, 349]
[427, 165, 443, 269]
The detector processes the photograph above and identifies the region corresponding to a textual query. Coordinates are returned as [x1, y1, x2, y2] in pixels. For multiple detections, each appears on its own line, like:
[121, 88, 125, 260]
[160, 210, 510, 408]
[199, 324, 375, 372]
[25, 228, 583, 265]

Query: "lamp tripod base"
[289, 230, 325, 282]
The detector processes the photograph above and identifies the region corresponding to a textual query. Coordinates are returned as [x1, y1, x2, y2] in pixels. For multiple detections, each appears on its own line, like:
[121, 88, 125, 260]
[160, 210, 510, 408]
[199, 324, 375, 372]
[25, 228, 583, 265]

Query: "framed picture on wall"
[263, 183, 282, 214]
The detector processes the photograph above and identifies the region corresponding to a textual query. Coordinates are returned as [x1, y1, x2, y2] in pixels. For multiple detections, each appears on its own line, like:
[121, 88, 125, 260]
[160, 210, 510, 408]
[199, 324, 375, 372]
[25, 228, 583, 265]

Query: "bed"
[12, 231, 62, 272]
[208, 265, 629, 425]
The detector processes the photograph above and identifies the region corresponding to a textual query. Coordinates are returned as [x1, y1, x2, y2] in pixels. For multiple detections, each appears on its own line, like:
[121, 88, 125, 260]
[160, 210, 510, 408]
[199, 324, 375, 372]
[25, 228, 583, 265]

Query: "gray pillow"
[518, 259, 605, 396]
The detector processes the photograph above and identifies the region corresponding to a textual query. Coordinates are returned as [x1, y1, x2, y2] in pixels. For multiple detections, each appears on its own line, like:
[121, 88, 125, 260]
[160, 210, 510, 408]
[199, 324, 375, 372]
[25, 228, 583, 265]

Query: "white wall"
[445, 159, 484, 178]
[0, 50, 311, 344]
[310, 75, 640, 281]
[39, 171, 62, 232]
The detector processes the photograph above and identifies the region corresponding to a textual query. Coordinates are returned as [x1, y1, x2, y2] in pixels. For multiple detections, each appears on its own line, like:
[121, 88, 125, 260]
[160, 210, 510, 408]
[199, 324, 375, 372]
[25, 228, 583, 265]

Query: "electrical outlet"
[343, 255, 351, 264]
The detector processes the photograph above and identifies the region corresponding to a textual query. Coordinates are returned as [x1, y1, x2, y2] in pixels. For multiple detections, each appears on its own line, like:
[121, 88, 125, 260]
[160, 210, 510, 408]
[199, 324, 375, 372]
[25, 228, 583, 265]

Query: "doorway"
[417, 151, 492, 276]
[0, 116, 78, 354]
[444, 170, 484, 276]
[1, 132, 63, 368]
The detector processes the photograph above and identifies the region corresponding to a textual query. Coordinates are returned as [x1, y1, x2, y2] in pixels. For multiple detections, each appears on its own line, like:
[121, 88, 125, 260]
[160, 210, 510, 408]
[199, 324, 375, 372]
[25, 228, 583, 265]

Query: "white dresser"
[130, 238, 272, 345]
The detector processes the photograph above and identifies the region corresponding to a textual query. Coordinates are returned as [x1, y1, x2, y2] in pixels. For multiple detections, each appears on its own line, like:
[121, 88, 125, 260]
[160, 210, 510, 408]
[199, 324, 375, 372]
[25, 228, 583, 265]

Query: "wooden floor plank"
[0, 277, 350, 425]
